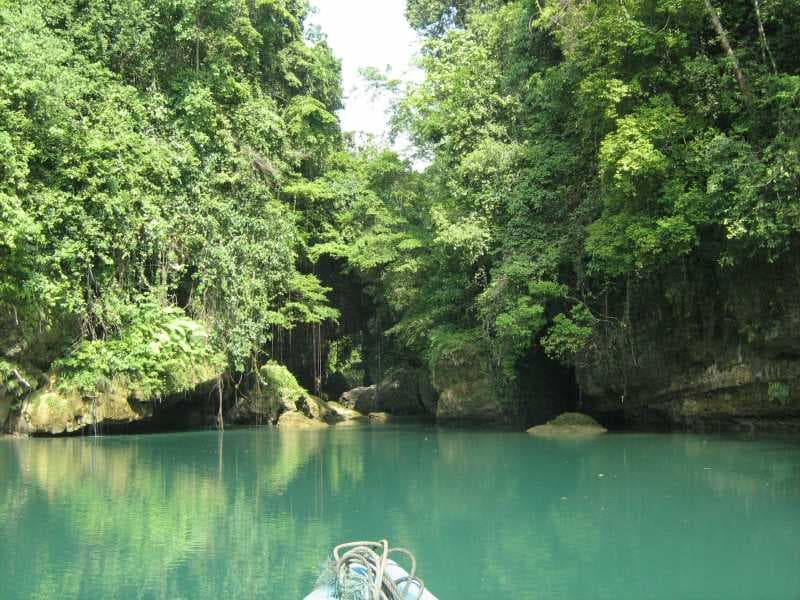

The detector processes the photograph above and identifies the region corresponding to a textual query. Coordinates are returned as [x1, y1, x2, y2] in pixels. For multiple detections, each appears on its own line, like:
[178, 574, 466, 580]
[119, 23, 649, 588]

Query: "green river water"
[1, 427, 799, 599]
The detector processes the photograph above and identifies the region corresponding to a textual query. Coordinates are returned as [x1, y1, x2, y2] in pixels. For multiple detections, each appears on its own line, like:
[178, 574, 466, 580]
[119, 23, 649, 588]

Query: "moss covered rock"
[276, 411, 328, 430]
[15, 380, 151, 435]
[229, 362, 346, 427]
[527, 412, 607, 437]
[12, 363, 219, 435]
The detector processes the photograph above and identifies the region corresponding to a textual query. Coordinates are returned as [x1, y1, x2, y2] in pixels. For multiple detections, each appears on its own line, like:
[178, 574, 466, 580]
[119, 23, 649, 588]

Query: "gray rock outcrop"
[577, 248, 800, 431]
[339, 367, 435, 417]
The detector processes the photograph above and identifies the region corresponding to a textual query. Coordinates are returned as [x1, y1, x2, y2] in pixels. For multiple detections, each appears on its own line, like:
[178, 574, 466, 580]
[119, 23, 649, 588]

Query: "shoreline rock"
[276, 411, 329, 429]
[9, 363, 219, 436]
[339, 368, 432, 417]
[326, 401, 368, 423]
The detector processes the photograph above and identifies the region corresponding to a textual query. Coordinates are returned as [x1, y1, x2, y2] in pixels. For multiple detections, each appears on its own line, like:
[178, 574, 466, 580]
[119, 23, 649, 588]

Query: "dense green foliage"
[321, 0, 800, 407]
[2, 0, 799, 427]
[0, 0, 343, 405]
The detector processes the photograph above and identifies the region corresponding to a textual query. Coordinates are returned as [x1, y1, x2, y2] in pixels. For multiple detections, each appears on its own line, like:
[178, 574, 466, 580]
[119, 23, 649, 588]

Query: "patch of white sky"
[308, 0, 423, 159]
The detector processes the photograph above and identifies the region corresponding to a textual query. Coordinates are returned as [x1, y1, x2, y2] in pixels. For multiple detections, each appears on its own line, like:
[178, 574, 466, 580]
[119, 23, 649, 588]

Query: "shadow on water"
[1, 429, 799, 599]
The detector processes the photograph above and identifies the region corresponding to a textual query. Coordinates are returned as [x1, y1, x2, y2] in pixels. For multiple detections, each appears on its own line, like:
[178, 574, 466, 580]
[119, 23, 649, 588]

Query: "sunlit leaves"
[0, 0, 344, 391]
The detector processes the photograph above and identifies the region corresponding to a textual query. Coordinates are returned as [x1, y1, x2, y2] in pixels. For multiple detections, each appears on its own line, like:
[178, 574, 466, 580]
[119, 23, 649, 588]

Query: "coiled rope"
[321, 539, 427, 600]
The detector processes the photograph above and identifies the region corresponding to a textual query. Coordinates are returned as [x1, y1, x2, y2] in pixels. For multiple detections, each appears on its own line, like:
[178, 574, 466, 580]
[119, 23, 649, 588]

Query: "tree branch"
[11, 369, 31, 391]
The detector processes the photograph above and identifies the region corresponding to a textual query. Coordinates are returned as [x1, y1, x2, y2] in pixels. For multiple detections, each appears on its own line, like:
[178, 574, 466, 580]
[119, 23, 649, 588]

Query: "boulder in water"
[229, 362, 338, 427]
[527, 412, 607, 436]
[367, 412, 393, 423]
[339, 367, 436, 418]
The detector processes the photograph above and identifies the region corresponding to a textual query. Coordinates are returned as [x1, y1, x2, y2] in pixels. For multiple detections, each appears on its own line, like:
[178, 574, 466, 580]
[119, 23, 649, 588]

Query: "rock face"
[431, 345, 514, 424]
[417, 369, 439, 414]
[375, 368, 426, 415]
[0, 393, 10, 430]
[276, 411, 328, 430]
[339, 386, 378, 414]
[10, 365, 219, 435]
[229, 362, 356, 428]
[339, 368, 434, 417]
[577, 249, 800, 431]
[528, 413, 607, 436]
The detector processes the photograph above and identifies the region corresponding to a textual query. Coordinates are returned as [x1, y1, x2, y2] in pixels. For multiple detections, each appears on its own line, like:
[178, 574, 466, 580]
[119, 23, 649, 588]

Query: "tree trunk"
[217, 376, 224, 431]
[703, 0, 752, 102]
[752, 0, 777, 73]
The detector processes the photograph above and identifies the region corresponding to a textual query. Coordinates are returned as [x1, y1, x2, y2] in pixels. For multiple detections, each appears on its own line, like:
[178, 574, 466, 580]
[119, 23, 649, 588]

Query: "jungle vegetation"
[1, 0, 799, 421]
[320, 0, 800, 406]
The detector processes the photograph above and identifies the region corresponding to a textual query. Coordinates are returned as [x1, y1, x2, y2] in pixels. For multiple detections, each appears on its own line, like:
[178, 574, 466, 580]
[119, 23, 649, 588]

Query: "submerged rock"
[528, 412, 607, 437]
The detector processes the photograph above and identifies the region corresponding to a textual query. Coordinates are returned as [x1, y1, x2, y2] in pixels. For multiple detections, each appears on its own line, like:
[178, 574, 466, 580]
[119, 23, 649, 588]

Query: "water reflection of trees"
[1, 431, 799, 599]
[1, 431, 367, 599]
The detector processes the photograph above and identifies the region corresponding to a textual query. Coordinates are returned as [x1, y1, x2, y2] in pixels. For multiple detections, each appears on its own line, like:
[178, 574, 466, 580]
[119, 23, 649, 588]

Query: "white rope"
[324, 540, 427, 600]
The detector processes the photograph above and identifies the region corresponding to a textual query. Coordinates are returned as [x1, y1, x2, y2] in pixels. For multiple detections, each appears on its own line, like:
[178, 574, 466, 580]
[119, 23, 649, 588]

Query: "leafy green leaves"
[331, 0, 800, 397]
[0, 0, 345, 402]
[55, 302, 222, 399]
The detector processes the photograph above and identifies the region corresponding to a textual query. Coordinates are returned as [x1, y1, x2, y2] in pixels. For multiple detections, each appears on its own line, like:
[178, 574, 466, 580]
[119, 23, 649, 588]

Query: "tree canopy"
[2, 0, 799, 422]
[319, 0, 800, 403]
[0, 0, 342, 405]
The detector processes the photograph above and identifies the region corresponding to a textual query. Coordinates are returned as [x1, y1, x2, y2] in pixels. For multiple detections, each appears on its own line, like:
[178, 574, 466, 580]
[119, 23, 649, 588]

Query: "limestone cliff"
[338, 368, 435, 417]
[9, 364, 219, 435]
[577, 248, 800, 431]
[431, 345, 515, 424]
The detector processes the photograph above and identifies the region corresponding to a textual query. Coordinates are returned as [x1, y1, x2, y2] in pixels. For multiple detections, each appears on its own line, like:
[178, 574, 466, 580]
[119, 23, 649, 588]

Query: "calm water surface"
[1, 427, 799, 599]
